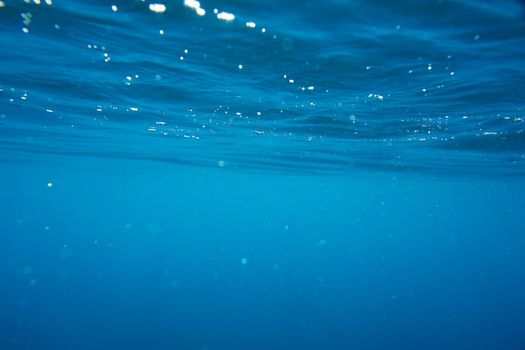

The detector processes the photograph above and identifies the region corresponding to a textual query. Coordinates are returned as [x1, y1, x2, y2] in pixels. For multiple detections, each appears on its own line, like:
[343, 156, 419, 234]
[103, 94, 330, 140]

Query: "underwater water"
[1, 0, 525, 349]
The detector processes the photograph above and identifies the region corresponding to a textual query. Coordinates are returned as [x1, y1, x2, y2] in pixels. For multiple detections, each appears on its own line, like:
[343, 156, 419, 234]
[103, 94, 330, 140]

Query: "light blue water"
[1, 0, 525, 349]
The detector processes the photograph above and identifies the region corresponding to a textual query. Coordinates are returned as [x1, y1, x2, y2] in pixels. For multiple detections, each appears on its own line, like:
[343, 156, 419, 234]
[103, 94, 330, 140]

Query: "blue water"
[1, 0, 525, 349]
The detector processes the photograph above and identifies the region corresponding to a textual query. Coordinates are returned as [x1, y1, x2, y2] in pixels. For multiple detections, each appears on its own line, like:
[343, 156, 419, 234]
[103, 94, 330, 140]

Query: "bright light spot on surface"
[217, 11, 234, 21]
[368, 93, 384, 101]
[159, 29, 164, 35]
[261, 28, 266, 33]
[184, 0, 200, 9]
[241, 258, 248, 265]
[238, 64, 243, 70]
[0, 1, 5, 8]
[129, 107, 139, 111]
[218, 160, 225, 167]
[111, 5, 118, 12]
[184, 0, 205, 15]
[45, 0, 52, 4]
[22, 27, 29, 33]
[149, 3, 166, 13]
[47, 182, 53, 188]
[246, 21, 256, 28]
[307, 86, 314, 90]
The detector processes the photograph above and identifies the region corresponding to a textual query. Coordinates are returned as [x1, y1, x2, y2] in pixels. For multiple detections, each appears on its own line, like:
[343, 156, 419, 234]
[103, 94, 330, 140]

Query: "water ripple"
[1, 0, 524, 175]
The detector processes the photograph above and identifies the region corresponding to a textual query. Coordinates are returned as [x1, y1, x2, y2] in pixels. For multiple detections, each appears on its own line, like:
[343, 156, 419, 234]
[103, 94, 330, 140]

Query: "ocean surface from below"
[0, 0, 524, 175]
[1, 1, 525, 350]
